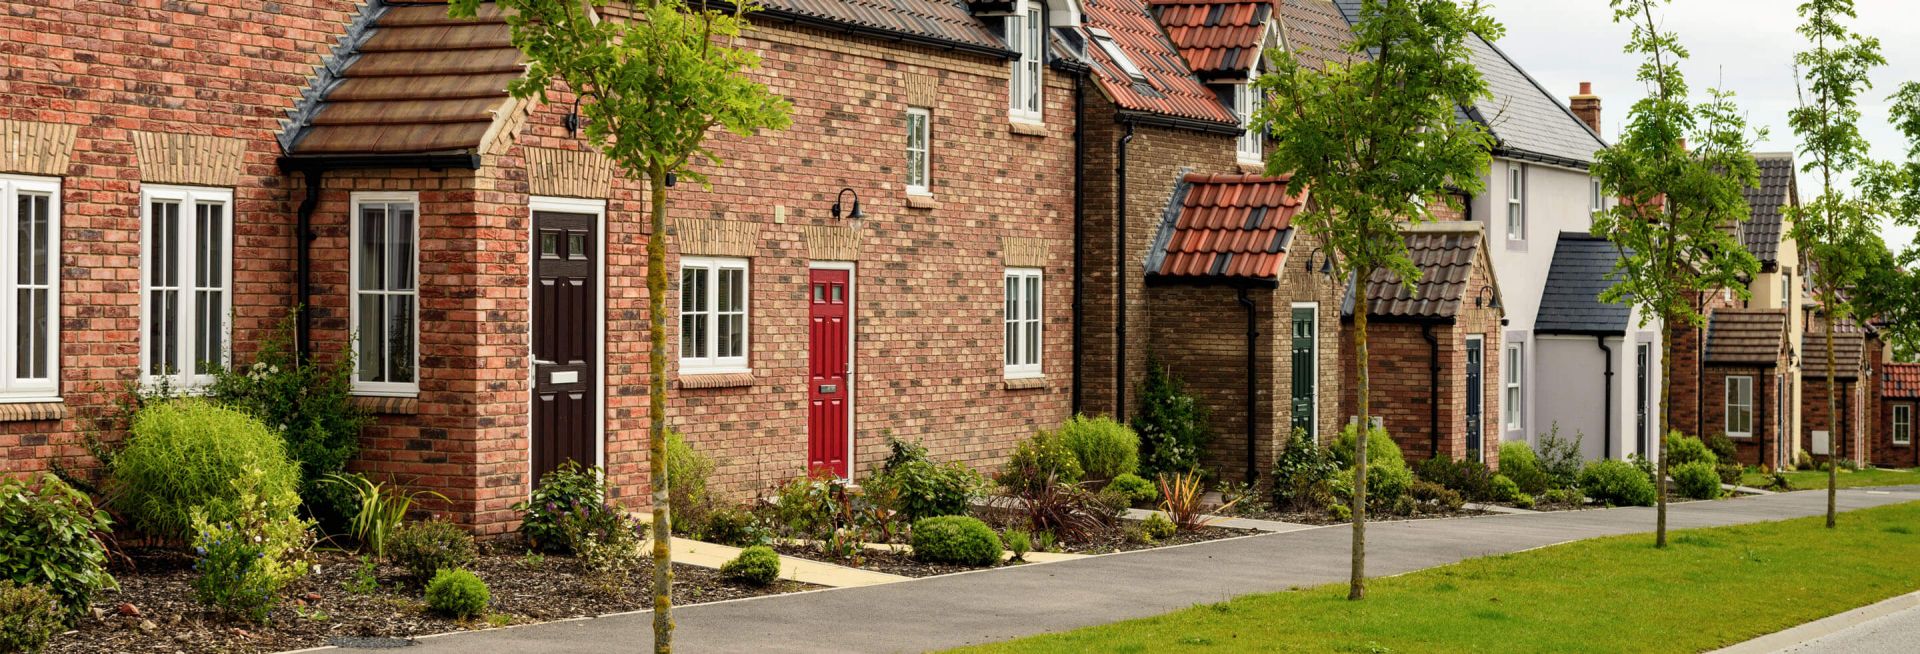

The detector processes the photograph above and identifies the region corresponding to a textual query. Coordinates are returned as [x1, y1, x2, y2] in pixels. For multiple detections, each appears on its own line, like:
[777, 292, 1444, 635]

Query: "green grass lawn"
[953, 502, 1920, 654]
[1741, 466, 1920, 490]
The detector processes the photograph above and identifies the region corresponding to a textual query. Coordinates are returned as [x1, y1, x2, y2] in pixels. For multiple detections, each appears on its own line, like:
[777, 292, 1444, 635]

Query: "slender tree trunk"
[1657, 319, 1672, 548]
[646, 165, 675, 653]
[1824, 317, 1838, 528]
[1349, 306, 1370, 600]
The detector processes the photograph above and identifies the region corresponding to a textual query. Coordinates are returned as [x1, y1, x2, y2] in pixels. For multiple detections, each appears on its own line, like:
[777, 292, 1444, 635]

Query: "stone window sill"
[906, 193, 940, 210]
[678, 372, 755, 389]
[0, 401, 65, 423]
[1237, 161, 1266, 174]
[352, 396, 419, 415]
[1009, 121, 1048, 137]
[1003, 376, 1047, 391]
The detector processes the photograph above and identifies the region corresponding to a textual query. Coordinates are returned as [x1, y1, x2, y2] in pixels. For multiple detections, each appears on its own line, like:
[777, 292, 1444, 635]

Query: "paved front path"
[331, 487, 1920, 654]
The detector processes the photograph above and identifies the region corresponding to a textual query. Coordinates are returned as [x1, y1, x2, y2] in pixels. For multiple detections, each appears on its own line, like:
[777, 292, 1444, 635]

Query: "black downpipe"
[1422, 324, 1440, 459]
[1598, 336, 1614, 460]
[1071, 71, 1087, 415]
[1116, 122, 1136, 419]
[295, 169, 323, 358]
[1237, 288, 1258, 484]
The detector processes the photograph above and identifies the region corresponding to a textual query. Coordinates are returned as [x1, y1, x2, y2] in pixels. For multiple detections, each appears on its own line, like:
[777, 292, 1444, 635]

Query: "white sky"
[1485, 0, 1920, 254]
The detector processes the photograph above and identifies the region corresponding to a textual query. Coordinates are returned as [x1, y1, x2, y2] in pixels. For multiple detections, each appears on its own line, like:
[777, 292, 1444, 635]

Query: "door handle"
[819, 384, 838, 394]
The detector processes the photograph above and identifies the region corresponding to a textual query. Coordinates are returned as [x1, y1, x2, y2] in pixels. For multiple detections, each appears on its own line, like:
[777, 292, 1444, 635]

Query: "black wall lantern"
[831, 187, 863, 221]
[1475, 285, 1501, 309]
[1304, 247, 1338, 278]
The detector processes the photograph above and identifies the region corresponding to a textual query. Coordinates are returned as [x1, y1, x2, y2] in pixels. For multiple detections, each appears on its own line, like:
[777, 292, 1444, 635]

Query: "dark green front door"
[1291, 307, 1316, 439]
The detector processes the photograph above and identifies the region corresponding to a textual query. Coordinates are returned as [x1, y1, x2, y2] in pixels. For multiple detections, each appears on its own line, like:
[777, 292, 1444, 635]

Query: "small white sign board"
[1812, 430, 1830, 455]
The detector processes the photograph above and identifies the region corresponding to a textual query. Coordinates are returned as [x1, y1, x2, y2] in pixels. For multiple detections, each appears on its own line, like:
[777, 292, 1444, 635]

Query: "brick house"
[1339, 222, 1505, 465]
[1877, 363, 1919, 468]
[1, 0, 1082, 532]
[1075, 0, 1354, 481]
[1801, 317, 1880, 467]
[1699, 309, 1791, 466]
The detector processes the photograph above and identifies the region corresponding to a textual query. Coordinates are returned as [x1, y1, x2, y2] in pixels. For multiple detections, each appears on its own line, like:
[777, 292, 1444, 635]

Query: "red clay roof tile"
[1083, 0, 1239, 125]
[1149, 173, 1305, 280]
[1886, 363, 1920, 399]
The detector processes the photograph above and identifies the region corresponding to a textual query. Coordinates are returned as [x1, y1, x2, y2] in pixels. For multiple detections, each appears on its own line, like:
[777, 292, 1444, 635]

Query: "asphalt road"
[1778, 600, 1920, 653]
[324, 487, 1920, 654]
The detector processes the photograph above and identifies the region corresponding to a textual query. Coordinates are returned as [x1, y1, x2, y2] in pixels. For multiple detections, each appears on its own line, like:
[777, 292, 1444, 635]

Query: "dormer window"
[1008, 4, 1045, 124]
[1236, 84, 1264, 163]
[1089, 28, 1145, 83]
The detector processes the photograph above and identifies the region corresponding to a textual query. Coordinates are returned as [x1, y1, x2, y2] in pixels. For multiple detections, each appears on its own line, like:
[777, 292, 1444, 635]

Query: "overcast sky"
[1485, 0, 1920, 253]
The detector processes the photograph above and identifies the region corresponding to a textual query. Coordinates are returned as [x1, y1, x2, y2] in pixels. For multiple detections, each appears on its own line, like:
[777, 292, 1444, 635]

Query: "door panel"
[1290, 308, 1316, 440]
[531, 211, 598, 485]
[1465, 339, 1483, 462]
[1637, 344, 1650, 456]
[808, 269, 852, 477]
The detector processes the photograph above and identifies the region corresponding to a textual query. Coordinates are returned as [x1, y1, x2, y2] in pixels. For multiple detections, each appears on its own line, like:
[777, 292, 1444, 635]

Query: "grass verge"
[1742, 467, 1920, 491]
[953, 501, 1920, 654]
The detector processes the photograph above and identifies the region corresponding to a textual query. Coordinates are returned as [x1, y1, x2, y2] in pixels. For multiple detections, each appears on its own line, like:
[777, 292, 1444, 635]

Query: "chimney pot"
[1580, 81, 1592, 95]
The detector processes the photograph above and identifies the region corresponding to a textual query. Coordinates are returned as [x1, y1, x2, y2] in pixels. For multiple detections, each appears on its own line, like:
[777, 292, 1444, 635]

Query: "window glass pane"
[1025, 276, 1039, 320]
[388, 204, 415, 291]
[196, 289, 223, 372]
[150, 289, 176, 376]
[1025, 317, 1039, 365]
[680, 311, 698, 358]
[1006, 320, 1017, 366]
[359, 205, 385, 291]
[720, 268, 742, 312]
[541, 231, 559, 257]
[721, 314, 742, 358]
[198, 202, 224, 287]
[387, 295, 415, 383]
[357, 294, 386, 382]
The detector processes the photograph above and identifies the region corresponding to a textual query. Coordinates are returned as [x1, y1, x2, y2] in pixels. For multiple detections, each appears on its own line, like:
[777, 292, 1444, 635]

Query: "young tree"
[1590, 0, 1761, 548]
[1787, 0, 1885, 527]
[449, 1, 792, 650]
[1260, 0, 1499, 599]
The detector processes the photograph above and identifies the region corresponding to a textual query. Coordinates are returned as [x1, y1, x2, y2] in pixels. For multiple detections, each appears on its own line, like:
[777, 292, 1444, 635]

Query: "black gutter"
[1116, 122, 1136, 419]
[1237, 288, 1259, 484]
[1422, 324, 1441, 460]
[1492, 148, 1592, 172]
[277, 152, 483, 357]
[1598, 336, 1614, 460]
[1116, 110, 1242, 136]
[1071, 67, 1087, 416]
[720, 3, 1016, 60]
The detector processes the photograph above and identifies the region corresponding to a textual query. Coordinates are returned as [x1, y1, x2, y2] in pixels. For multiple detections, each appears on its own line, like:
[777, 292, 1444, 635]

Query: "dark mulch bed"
[1056, 520, 1259, 555]
[768, 543, 979, 578]
[770, 520, 1259, 577]
[47, 541, 816, 654]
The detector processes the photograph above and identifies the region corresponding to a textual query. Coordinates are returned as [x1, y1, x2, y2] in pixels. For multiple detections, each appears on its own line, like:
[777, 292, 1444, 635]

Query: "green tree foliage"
[449, 1, 792, 649]
[1591, 0, 1763, 547]
[1261, 0, 1499, 599]
[1787, 0, 1888, 528]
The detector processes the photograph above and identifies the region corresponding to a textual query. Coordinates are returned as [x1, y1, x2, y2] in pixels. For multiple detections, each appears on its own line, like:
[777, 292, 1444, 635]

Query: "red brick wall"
[1700, 366, 1778, 467]
[0, 0, 361, 475]
[1802, 376, 1862, 464]
[1879, 395, 1920, 469]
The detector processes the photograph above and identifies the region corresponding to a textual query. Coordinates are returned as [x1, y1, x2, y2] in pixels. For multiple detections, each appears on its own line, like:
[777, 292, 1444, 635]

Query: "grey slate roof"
[1535, 233, 1632, 334]
[1328, 3, 1607, 167]
[1740, 152, 1797, 268]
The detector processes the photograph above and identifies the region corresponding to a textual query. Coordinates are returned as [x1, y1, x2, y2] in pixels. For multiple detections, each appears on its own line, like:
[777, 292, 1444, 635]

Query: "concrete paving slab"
[669, 537, 907, 588]
[321, 489, 1916, 654]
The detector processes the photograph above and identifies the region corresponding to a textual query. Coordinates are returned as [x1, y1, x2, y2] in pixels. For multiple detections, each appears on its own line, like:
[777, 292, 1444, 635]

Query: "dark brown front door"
[531, 211, 598, 485]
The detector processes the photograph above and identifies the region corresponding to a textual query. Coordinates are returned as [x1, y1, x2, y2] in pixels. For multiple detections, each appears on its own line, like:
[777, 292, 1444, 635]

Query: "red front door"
[808, 268, 851, 477]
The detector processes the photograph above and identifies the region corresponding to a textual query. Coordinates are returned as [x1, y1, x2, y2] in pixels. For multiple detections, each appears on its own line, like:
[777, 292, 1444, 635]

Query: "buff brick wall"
[0, 0, 361, 476]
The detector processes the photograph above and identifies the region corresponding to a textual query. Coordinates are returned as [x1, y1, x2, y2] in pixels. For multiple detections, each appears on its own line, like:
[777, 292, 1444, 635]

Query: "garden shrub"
[1706, 433, 1738, 465]
[1511, 493, 1536, 509]
[1673, 461, 1723, 500]
[1140, 512, 1177, 540]
[0, 581, 60, 654]
[910, 516, 1002, 566]
[189, 466, 313, 623]
[1052, 415, 1139, 482]
[696, 505, 768, 547]
[207, 316, 370, 535]
[0, 474, 115, 620]
[1536, 424, 1586, 489]
[569, 509, 646, 587]
[1629, 452, 1657, 484]
[1796, 450, 1817, 471]
[768, 471, 842, 542]
[1497, 441, 1550, 495]
[1106, 472, 1158, 505]
[515, 461, 606, 554]
[424, 569, 490, 619]
[111, 399, 301, 541]
[1580, 459, 1657, 507]
[721, 546, 782, 586]
[665, 429, 716, 537]
[1330, 423, 1402, 470]
[1408, 480, 1465, 513]
[389, 520, 476, 584]
[1416, 457, 1494, 501]
[1334, 462, 1413, 511]
[1489, 474, 1521, 503]
[867, 436, 984, 523]
[1271, 428, 1339, 511]
[1131, 363, 1211, 478]
[1004, 530, 1032, 562]
[992, 475, 1116, 545]
[1716, 462, 1746, 487]
[999, 431, 1083, 494]
[1540, 487, 1586, 507]
[1665, 432, 1717, 468]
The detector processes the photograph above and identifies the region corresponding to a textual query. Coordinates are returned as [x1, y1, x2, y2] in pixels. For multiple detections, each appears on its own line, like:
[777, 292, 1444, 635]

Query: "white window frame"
[141, 184, 233, 391]
[1590, 177, 1604, 218]
[1236, 83, 1264, 164]
[1725, 375, 1754, 438]
[0, 174, 61, 401]
[350, 192, 421, 397]
[1008, 5, 1044, 124]
[1506, 164, 1525, 240]
[679, 256, 750, 375]
[1005, 267, 1043, 379]
[1895, 404, 1912, 446]
[1504, 343, 1523, 431]
[906, 107, 932, 196]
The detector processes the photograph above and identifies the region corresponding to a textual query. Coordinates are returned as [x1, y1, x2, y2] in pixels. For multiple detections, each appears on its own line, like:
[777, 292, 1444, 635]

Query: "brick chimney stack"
[1570, 81, 1602, 134]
